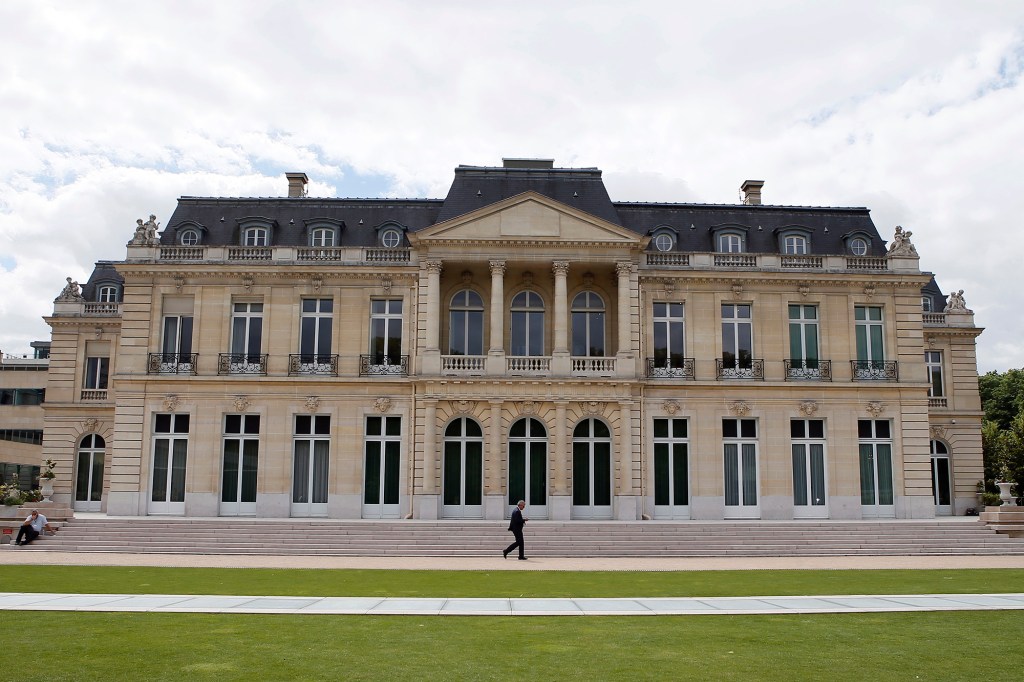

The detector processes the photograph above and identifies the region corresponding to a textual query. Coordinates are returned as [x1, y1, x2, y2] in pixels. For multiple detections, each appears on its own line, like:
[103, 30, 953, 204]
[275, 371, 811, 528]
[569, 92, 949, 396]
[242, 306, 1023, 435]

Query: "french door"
[74, 434, 105, 512]
[859, 420, 895, 518]
[572, 418, 612, 519]
[792, 419, 827, 518]
[442, 417, 483, 518]
[653, 418, 689, 519]
[150, 414, 189, 515]
[292, 415, 329, 517]
[363, 416, 402, 519]
[221, 414, 259, 516]
[508, 418, 547, 519]
[931, 440, 952, 516]
[723, 418, 759, 519]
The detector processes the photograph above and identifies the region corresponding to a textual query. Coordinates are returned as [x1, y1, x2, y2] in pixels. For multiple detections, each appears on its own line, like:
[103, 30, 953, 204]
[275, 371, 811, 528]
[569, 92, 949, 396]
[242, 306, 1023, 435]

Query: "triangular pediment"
[411, 192, 642, 246]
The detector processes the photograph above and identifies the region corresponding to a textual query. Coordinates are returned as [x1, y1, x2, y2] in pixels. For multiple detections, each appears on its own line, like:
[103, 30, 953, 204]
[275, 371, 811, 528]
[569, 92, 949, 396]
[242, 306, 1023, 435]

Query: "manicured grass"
[1, 565, 1022, 597]
[2, 610, 1022, 681]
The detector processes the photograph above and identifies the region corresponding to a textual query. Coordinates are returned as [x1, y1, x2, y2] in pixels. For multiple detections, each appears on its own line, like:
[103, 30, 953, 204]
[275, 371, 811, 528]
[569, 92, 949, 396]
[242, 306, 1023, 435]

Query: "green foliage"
[979, 368, 1024, 430]
[0, 483, 26, 506]
[980, 369, 1024, 490]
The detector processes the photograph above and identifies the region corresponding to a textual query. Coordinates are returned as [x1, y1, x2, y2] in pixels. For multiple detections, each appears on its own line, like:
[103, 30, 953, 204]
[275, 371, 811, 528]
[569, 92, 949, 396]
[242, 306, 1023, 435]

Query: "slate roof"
[81, 261, 124, 302]
[155, 162, 887, 256]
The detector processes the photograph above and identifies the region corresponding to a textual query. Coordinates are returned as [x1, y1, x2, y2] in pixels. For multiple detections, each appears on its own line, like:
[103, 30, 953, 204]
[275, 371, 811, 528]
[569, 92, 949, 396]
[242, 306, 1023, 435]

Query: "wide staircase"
[13, 517, 1024, 557]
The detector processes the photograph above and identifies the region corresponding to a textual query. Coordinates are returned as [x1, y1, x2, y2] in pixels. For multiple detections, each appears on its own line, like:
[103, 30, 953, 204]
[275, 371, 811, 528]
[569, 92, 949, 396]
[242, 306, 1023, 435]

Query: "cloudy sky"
[1, 1, 1022, 371]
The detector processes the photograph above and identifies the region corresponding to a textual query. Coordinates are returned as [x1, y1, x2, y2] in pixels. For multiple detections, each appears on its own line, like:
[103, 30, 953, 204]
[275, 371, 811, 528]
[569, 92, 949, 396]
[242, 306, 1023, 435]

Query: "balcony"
[646, 357, 696, 380]
[780, 255, 823, 269]
[83, 302, 122, 316]
[645, 253, 690, 267]
[227, 247, 273, 261]
[218, 353, 269, 375]
[80, 389, 108, 401]
[714, 254, 757, 268]
[571, 357, 616, 377]
[851, 360, 898, 381]
[147, 353, 198, 375]
[923, 313, 947, 325]
[507, 356, 551, 376]
[846, 256, 888, 271]
[288, 354, 339, 376]
[929, 397, 948, 408]
[359, 354, 409, 376]
[716, 358, 765, 380]
[441, 355, 487, 375]
[784, 359, 833, 381]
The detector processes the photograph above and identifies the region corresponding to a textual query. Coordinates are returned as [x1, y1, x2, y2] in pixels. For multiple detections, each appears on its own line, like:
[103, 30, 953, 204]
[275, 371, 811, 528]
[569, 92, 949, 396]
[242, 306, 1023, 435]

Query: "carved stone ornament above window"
[798, 283, 810, 299]
[374, 397, 392, 413]
[453, 399, 475, 414]
[311, 274, 323, 293]
[305, 396, 321, 412]
[731, 282, 744, 299]
[582, 272, 594, 287]
[83, 418, 100, 432]
[663, 400, 681, 415]
[798, 400, 819, 417]
[174, 275, 186, 292]
[580, 400, 602, 415]
[864, 284, 876, 299]
[930, 425, 948, 440]
[164, 394, 180, 412]
[380, 275, 393, 294]
[242, 275, 254, 293]
[233, 395, 250, 412]
[866, 401, 886, 417]
[519, 400, 538, 415]
[729, 400, 751, 416]
[461, 270, 473, 284]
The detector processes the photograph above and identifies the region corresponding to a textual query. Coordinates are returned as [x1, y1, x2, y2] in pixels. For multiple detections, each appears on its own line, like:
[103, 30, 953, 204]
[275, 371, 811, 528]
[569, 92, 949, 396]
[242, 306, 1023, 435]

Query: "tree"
[979, 369, 1024, 430]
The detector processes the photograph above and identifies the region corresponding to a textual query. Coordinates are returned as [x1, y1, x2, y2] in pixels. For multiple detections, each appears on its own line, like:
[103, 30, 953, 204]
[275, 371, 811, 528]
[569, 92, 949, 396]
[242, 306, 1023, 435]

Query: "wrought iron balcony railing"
[851, 360, 898, 381]
[716, 358, 764, 380]
[359, 354, 409, 376]
[147, 353, 198, 375]
[784, 359, 832, 381]
[646, 357, 696, 379]
[218, 353, 269, 375]
[288, 354, 339, 376]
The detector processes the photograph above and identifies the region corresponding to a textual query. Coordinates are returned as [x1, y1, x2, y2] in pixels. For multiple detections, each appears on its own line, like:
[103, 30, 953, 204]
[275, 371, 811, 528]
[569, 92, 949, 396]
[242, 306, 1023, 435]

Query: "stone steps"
[14, 518, 1024, 557]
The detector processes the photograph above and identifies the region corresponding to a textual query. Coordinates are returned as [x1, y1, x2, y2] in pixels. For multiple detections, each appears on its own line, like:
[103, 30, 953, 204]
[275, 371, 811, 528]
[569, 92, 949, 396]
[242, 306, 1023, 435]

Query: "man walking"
[503, 500, 528, 560]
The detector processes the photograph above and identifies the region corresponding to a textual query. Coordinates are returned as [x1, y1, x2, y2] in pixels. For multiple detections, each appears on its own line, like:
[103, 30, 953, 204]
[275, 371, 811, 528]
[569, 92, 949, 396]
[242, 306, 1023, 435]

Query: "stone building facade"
[40, 159, 983, 520]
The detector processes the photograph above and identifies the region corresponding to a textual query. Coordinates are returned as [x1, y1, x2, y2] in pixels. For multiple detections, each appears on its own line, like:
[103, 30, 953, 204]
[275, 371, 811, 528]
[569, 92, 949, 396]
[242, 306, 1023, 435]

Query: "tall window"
[653, 417, 688, 512]
[300, 299, 333, 362]
[243, 227, 268, 246]
[510, 291, 544, 356]
[222, 414, 259, 514]
[721, 304, 753, 369]
[858, 419, 894, 513]
[310, 228, 335, 247]
[151, 413, 189, 512]
[364, 416, 401, 515]
[161, 314, 193, 361]
[370, 299, 403, 364]
[921, 296, 933, 312]
[449, 290, 484, 356]
[788, 305, 819, 370]
[931, 440, 951, 510]
[443, 417, 484, 515]
[855, 306, 885, 363]
[791, 419, 826, 513]
[653, 302, 685, 368]
[231, 302, 264, 363]
[75, 434, 105, 511]
[925, 351, 944, 397]
[723, 418, 758, 515]
[572, 418, 612, 517]
[84, 357, 109, 390]
[571, 291, 605, 357]
[508, 417, 547, 510]
[292, 415, 330, 516]
[783, 235, 808, 254]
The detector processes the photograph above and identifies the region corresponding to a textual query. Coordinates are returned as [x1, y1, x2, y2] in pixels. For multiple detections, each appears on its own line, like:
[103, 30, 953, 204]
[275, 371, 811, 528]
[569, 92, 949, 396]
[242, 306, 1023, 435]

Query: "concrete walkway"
[1, 591, 1023, 616]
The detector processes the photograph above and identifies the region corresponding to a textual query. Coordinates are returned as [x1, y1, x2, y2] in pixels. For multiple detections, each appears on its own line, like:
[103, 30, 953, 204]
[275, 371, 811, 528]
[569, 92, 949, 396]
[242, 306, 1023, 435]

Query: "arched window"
[510, 291, 544, 356]
[572, 418, 612, 518]
[508, 417, 547, 510]
[243, 227, 269, 247]
[97, 285, 118, 303]
[653, 233, 674, 252]
[310, 228, 335, 247]
[75, 433, 105, 510]
[179, 229, 200, 246]
[571, 291, 605, 357]
[850, 237, 868, 256]
[930, 439, 951, 510]
[380, 227, 402, 248]
[443, 417, 483, 516]
[448, 290, 484, 356]
[783, 235, 808, 254]
[718, 233, 743, 253]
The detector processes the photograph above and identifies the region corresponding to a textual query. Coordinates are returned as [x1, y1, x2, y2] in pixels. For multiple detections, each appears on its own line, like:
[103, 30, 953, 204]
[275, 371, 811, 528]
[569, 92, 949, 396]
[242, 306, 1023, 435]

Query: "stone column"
[487, 261, 506, 375]
[616, 399, 638, 519]
[486, 399, 505, 519]
[424, 260, 443, 351]
[616, 262, 633, 356]
[550, 399, 571, 520]
[553, 261, 570, 354]
[422, 400, 438, 494]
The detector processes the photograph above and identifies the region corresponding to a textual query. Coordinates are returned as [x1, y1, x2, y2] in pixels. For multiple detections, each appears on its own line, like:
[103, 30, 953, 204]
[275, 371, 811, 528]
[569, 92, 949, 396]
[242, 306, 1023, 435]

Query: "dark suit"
[504, 506, 526, 559]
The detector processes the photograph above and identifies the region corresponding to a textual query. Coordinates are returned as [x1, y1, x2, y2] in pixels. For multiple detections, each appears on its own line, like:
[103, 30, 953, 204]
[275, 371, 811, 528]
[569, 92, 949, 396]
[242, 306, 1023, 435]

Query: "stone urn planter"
[997, 481, 1018, 507]
[40, 479, 55, 503]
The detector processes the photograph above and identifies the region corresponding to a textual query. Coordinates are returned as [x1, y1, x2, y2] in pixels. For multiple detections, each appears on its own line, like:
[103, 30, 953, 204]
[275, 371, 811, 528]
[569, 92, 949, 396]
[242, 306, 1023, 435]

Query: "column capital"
[615, 261, 633, 277]
[552, 261, 570, 277]
[489, 260, 506, 276]
[425, 260, 444, 274]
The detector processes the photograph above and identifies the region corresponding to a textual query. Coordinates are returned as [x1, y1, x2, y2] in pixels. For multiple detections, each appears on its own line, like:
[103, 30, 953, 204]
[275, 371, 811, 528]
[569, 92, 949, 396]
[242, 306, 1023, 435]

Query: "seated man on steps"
[13, 510, 58, 546]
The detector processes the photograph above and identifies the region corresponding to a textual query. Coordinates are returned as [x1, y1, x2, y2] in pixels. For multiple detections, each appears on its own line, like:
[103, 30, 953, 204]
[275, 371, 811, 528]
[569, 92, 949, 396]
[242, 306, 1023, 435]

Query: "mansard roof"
[80, 261, 124, 301]
[158, 162, 887, 255]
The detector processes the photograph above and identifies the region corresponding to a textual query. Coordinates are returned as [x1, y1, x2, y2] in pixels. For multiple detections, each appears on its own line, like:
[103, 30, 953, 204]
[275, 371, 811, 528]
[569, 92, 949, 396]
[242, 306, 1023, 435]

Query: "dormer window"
[179, 229, 200, 246]
[847, 235, 869, 256]
[718, 233, 743, 253]
[783, 235, 808, 255]
[651, 228, 676, 252]
[97, 285, 119, 303]
[922, 297, 933, 312]
[244, 227, 269, 247]
[381, 227, 402, 248]
[310, 228, 335, 247]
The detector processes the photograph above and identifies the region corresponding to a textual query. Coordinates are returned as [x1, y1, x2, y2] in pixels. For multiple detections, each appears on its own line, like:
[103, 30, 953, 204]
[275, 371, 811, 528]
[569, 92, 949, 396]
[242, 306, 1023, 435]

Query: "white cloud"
[1, 0, 1022, 371]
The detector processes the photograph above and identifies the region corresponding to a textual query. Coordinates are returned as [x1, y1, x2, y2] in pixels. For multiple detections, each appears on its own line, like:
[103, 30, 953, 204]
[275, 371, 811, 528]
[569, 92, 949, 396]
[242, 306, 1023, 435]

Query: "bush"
[0, 483, 27, 506]
[981, 492, 1004, 507]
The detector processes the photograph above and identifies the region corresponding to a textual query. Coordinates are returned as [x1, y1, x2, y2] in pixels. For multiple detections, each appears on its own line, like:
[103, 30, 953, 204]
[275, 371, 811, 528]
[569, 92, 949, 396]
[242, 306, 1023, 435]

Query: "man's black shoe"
[518, 557, 528, 560]
[502, 550, 508, 559]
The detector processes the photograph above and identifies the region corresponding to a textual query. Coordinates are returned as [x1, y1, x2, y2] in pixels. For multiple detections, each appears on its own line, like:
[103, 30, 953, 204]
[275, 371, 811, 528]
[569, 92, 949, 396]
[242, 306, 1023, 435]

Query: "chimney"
[286, 172, 308, 198]
[740, 180, 764, 206]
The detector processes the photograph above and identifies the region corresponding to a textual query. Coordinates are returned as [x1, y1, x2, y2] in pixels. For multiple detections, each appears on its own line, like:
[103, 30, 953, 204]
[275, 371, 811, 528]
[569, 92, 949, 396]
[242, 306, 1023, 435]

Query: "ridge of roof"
[613, 201, 870, 212]
[177, 196, 444, 204]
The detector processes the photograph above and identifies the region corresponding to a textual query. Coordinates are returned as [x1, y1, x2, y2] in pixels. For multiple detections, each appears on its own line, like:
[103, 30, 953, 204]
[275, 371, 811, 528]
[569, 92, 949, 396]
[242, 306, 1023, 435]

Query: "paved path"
[1, 591, 1023, 616]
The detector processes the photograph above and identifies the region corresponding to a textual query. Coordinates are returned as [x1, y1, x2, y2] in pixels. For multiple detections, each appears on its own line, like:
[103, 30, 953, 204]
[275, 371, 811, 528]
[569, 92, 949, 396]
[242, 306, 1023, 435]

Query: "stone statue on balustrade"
[944, 289, 973, 314]
[55, 277, 84, 302]
[127, 214, 161, 246]
[887, 225, 918, 257]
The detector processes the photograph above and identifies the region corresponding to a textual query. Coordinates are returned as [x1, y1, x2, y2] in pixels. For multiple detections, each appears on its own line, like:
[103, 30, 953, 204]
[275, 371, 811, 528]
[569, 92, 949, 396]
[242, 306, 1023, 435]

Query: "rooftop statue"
[887, 225, 919, 257]
[944, 289, 973, 314]
[128, 214, 161, 246]
[55, 277, 83, 302]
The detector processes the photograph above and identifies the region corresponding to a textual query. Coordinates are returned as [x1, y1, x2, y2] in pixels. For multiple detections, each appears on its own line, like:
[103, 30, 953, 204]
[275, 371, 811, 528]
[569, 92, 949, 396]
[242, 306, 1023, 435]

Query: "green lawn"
[1, 565, 1023, 597]
[3, 610, 1022, 681]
